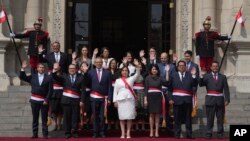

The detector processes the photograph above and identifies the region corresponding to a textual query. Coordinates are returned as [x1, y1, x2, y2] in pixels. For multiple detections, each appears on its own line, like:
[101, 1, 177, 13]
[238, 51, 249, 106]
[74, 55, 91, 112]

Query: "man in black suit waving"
[52, 63, 85, 138]
[19, 61, 53, 139]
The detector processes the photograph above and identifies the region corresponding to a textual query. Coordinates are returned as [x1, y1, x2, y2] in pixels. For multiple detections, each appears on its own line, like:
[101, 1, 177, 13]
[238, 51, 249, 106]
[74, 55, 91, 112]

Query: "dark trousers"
[31, 102, 49, 136]
[91, 98, 105, 135]
[62, 103, 80, 135]
[206, 105, 225, 135]
[173, 103, 192, 137]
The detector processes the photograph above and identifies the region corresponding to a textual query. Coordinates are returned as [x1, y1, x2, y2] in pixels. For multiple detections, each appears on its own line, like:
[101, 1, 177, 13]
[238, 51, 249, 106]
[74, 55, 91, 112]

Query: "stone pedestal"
[0, 39, 10, 91]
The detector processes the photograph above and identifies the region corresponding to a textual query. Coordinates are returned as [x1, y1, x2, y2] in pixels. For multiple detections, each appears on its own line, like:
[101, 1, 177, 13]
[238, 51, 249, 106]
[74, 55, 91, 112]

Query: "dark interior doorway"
[92, 0, 148, 61]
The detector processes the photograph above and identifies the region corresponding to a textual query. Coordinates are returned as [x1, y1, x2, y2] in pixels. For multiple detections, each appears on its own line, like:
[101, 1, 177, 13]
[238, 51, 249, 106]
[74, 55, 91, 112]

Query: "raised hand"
[72, 51, 77, 60]
[191, 67, 196, 75]
[122, 57, 128, 64]
[200, 70, 206, 77]
[173, 53, 178, 62]
[38, 44, 45, 53]
[93, 48, 98, 55]
[141, 57, 146, 65]
[133, 59, 139, 66]
[139, 50, 145, 58]
[21, 60, 28, 69]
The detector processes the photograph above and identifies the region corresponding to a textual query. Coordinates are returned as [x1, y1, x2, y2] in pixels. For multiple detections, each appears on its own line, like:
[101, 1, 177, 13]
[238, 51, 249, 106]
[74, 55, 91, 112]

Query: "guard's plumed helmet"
[34, 17, 43, 26]
[203, 16, 211, 25]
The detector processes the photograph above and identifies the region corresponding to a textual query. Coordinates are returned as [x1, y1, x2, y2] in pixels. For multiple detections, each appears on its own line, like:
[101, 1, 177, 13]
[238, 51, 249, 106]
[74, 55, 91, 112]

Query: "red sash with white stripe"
[207, 90, 224, 96]
[91, 91, 108, 122]
[172, 89, 192, 96]
[148, 87, 162, 93]
[53, 83, 63, 90]
[133, 83, 144, 90]
[31, 93, 45, 101]
[63, 89, 80, 98]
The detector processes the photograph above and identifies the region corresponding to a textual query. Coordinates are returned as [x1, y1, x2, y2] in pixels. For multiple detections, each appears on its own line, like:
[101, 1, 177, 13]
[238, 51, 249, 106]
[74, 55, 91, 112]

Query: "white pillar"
[25, 0, 42, 29]
[0, 39, 10, 91]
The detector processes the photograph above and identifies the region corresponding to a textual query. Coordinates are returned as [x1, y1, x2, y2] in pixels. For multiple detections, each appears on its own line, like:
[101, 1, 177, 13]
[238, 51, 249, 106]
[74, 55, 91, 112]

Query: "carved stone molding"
[180, 0, 191, 51]
[53, 0, 62, 42]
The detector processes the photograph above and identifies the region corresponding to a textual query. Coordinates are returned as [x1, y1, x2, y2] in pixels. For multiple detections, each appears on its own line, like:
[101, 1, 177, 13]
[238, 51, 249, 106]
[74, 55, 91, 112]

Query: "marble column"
[175, 0, 193, 58]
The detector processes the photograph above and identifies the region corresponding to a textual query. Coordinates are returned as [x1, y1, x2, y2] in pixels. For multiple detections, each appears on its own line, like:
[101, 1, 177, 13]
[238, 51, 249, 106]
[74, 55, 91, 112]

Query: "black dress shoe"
[65, 134, 71, 139]
[43, 136, 48, 139]
[205, 134, 212, 139]
[31, 135, 38, 139]
[100, 134, 106, 138]
[186, 135, 194, 139]
[217, 134, 223, 139]
[92, 134, 98, 138]
[73, 133, 79, 138]
[175, 136, 180, 139]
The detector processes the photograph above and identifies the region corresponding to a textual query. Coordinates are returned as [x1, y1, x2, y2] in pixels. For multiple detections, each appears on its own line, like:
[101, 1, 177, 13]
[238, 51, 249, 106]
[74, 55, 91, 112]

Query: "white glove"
[228, 35, 232, 40]
[9, 32, 15, 37]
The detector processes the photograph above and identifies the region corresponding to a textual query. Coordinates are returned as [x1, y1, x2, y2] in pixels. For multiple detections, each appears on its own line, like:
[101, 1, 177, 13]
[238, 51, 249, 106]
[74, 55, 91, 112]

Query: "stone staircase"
[0, 85, 249, 137]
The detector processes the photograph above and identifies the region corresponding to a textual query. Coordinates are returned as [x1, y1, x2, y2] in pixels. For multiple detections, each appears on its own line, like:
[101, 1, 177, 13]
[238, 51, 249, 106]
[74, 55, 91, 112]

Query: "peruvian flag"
[0, 9, 6, 23]
[235, 9, 244, 27]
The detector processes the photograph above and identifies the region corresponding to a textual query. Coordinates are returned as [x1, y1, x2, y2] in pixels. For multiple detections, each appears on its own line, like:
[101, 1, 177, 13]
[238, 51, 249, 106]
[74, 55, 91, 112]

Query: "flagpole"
[3, 9, 22, 65]
[219, 6, 242, 72]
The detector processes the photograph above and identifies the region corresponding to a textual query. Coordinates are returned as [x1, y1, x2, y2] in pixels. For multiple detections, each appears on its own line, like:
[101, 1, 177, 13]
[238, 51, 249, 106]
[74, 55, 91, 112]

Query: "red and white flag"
[235, 9, 244, 27]
[0, 9, 6, 23]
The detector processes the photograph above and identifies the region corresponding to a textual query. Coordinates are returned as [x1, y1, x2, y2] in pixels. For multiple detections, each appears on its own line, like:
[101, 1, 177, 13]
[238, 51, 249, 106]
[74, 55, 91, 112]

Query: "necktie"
[97, 69, 101, 82]
[214, 74, 217, 81]
[181, 73, 184, 82]
[71, 75, 74, 84]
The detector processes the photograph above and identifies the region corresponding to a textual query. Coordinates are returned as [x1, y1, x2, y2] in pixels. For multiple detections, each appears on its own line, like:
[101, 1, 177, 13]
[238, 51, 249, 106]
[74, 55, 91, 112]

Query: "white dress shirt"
[38, 73, 44, 85]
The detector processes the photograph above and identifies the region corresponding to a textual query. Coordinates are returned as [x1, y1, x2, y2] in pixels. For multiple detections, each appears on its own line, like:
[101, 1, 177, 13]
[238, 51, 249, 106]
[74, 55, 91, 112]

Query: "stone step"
[8, 86, 31, 93]
[0, 117, 32, 124]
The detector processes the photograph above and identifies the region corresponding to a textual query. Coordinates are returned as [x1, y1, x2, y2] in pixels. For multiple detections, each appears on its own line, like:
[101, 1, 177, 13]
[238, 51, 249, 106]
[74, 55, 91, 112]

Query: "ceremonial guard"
[19, 61, 53, 139]
[199, 61, 230, 139]
[195, 16, 230, 72]
[11, 18, 49, 73]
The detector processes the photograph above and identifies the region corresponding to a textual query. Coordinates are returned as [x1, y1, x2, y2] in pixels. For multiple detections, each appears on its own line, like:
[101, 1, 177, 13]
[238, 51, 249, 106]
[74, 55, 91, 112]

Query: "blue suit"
[88, 68, 112, 136]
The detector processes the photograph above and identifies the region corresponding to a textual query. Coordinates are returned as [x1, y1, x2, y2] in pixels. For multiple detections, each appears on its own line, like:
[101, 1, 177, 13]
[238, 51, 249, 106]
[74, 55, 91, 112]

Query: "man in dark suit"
[168, 60, 198, 139]
[88, 57, 112, 138]
[52, 63, 85, 139]
[19, 61, 53, 139]
[184, 50, 200, 118]
[39, 41, 68, 73]
[11, 18, 49, 73]
[199, 61, 230, 139]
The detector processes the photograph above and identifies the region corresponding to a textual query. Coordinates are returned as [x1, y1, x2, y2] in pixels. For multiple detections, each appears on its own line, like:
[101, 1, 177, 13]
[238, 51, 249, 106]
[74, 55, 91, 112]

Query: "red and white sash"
[172, 89, 192, 96]
[148, 87, 162, 93]
[133, 83, 144, 90]
[207, 90, 224, 96]
[53, 84, 63, 90]
[63, 89, 80, 98]
[31, 93, 45, 101]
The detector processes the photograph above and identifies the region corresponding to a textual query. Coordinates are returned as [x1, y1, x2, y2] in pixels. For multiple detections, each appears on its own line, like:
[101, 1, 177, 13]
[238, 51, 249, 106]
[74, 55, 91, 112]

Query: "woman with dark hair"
[72, 46, 92, 69]
[92, 47, 113, 69]
[119, 51, 136, 76]
[107, 59, 120, 129]
[113, 60, 141, 138]
[133, 61, 148, 131]
[144, 64, 167, 138]
[78, 62, 92, 130]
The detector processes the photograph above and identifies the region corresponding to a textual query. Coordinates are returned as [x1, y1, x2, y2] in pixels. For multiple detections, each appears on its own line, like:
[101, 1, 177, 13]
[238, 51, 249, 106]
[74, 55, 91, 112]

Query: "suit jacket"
[199, 72, 230, 106]
[39, 52, 69, 73]
[15, 30, 49, 56]
[52, 72, 86, 104]
[88, 68, 112, 101]
[168, 71, 198, 105]
[19, 71, 53, 104]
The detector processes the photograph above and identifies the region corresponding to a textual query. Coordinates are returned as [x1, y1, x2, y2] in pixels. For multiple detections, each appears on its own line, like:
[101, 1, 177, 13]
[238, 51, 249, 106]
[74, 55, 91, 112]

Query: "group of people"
[14, 17, 230, 139]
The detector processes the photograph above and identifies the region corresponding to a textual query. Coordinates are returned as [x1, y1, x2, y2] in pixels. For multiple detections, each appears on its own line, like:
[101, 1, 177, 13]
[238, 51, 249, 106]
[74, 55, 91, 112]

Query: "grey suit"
[199, 72, 230, 136]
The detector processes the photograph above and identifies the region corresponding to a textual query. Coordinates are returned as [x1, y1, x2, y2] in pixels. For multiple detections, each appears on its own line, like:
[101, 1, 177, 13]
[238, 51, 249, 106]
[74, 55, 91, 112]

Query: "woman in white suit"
[113, 59, 140, 139]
